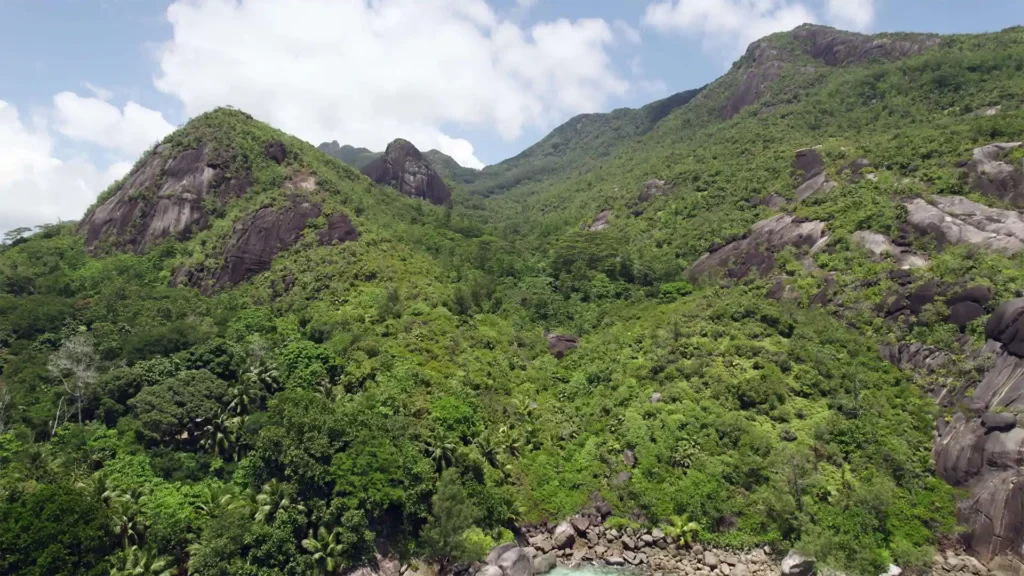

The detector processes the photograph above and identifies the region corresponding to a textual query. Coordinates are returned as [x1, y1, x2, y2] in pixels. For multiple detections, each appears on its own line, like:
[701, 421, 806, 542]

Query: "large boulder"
[551, 522, 575, 550]
[80, 143, 252, 253]
[638, 179, 670, 203]
[947, 285, 993, 327]
[496, 548, 534, 576]
[546, 333, 578, 359]
[477, 567, 503, 576]
[361, 139, 452, 206]
[685, 214, 829, 280]
[587, 210, 611, 231]
[532, 552, 556, 575]
[793, 148, 836, 201]
[964, 142, 1024, 206]
[850, 230, 928, 269]
[986, 299, 1024, 356]
[904, 196, 1024, 255]
[486, 543, 519, 566]
[781, 550, 816, 576]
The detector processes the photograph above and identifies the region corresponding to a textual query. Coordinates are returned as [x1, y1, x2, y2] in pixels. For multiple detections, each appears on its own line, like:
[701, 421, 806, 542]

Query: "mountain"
[317, 140, 380, 168]
[3, 23, 1024, 576]
[361, 138, 453, 206]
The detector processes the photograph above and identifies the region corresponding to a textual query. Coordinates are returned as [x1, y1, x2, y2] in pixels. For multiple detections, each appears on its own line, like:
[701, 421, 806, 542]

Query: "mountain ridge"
[3, 22, 1024, 576]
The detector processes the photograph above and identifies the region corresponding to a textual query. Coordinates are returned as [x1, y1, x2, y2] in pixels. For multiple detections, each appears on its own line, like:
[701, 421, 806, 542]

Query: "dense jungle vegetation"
[2, 24, 1024, 576]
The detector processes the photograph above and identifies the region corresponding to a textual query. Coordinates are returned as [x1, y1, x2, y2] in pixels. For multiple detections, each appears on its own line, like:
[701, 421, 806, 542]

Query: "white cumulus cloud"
[0, 101, 131, 235]
[644, 0, 876, 61]
[154, 0, 630, 168]
[53, 92, 175, 157]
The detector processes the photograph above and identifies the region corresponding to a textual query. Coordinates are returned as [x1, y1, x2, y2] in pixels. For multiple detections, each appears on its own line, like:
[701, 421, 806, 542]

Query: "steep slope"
[3, 23, 1024, 576]
[361, 139, 453, 206]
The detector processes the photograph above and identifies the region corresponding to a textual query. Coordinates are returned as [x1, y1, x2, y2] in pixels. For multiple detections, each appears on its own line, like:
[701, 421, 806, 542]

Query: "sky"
[1, 0, 1022, 235]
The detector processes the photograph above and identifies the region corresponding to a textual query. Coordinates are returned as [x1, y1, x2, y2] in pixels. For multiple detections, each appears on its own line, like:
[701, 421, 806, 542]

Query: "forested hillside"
[3, 23, 1024, 576]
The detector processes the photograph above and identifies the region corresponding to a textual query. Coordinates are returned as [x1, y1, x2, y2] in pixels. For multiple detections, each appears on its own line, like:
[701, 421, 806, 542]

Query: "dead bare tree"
[48, 332, 98, 426]
[0, 378, 10, 434]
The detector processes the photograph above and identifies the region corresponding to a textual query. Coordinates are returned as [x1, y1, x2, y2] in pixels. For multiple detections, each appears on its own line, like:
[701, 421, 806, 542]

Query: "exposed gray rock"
[905, 196, 1024, 255]
[623, 449, 637, 468]
[546, 333, 578, 359]
[986, 299, 1024, 357]
[880, 342, 950, 372]
[478, 567, 503, 576]
[638, 179, 670, 203]
[532, 552, 557, 575]
[570, 516, 590, 534]
[486, 543, 519, 566]
[551, 522, 575, 550]
[766, 277, 799, 301]
[781, 551, 815, 576]
[932, 344, 1024, 562]
[704, 551, 720, 568]
[880, 564, 902, 576]
[362, 139, 452, 206]
[650, 392, 663, 404]
[753, 192, 787, 209]
[81, 144, 252, 253]
[622, 535, 637, 551]
[793, 148, 835, 201]
[587, 210, 611, 232]
[265, 140, 286, 164]
[497, 547, 534, 576]
[838, 158, 873, 181]
[686, 214, 829, 280]
[851, 230, 929, 269]
[605, 556, 625, 567]
[981, 411, 1017, 432]
[965, 142, 1024, 206]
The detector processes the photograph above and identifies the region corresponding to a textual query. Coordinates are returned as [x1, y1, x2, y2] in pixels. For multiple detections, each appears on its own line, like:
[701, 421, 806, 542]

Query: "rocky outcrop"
[851, 230, 928, 269]
[878, 279, 944, 324]
[947, 286, 993, 327]
[80, 143, 252, 253]
[721, 25, 938, 119]
[686, 214, 829, 280]
[781, 550, 815, 576]
[964, 142, 1024, 207]
[793, 148, 836, 201]
[638, 179, 670, 203]
[265, 140, 286, 164]
[880, 342, 951, 372]
[905, 196, 1024, 255]
[792, 25, 941, 67]
[752, 193, 787, 209]
[929, 308, 1024, 562]
[546, 333, 578, 359]
[174, 198, 359, 293]
[838, 158, 874, 182]
[587, 210, 611, 231]
[361, 139, 452, 206]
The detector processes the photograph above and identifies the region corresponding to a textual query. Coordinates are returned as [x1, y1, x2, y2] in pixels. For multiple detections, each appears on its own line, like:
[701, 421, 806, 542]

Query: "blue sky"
[1, 0, 1022, 233]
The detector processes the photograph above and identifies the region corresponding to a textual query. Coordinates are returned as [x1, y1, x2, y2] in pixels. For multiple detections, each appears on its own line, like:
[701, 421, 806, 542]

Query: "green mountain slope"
[3, 23, 1024, 576]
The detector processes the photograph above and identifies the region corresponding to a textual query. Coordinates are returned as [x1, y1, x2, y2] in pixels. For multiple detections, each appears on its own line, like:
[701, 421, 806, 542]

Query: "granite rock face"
[904, 196, 1024, 255]
[964, 142, 1024, 207]
[686, 214, 829, 280]
[546, 333, 579, 359]
[793, 148, 836, 201]
[361, 139, 452, 206]
[80, 143, 252, 253]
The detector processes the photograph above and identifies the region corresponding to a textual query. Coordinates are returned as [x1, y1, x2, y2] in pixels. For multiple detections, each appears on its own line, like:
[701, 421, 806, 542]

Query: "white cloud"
[154, 0, 630, 168]
[644, 0, 876, 61]
[436, 134, 485, 170]
[825, 0, 874, 31]
[53, 92, 175, 157]
[0, 101, 130, 234]
[83, 82, 114, 101]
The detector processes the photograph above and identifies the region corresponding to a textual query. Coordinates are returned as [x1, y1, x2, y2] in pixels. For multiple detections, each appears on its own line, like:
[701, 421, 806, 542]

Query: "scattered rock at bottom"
[532, 552, 557, 575]
[781, 550, 816, 576]
[497, 547, 535, 576]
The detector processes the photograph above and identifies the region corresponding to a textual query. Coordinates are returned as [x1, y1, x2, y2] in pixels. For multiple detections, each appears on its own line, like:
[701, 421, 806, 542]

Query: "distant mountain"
[317, 140, 379, 168]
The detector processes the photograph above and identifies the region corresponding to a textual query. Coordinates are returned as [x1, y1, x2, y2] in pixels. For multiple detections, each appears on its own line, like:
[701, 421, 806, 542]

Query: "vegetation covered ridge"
[3, 23, 1024, 576]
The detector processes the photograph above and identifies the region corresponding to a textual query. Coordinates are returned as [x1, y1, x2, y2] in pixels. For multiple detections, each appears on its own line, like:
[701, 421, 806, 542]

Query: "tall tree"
[47, 332, 98, 427]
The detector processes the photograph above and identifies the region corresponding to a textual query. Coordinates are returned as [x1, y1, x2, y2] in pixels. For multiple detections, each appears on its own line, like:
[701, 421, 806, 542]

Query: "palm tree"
[111, 496, 143, 550]
[110, 545, 175, 576]
[200, 412, 235, 460]
[425, 441, 456, 474]
[254, 479, 306, 523]
[75, 470, 123, 506]
[227, 381, 259, 416]
[243, 360, 281, 395]
[194, 483, 245, 518]
[301, 526, 347, 575]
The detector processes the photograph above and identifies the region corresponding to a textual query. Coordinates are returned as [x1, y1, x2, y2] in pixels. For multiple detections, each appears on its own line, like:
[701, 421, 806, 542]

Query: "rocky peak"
[80, 142, 252, 253]
[361, 139, 452, 206]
